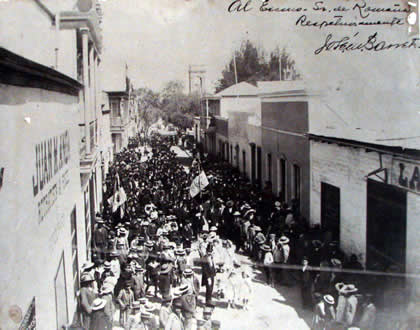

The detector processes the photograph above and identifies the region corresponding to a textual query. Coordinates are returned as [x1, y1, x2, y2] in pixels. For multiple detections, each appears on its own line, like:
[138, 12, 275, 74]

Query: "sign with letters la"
[392, 158, 420, 194]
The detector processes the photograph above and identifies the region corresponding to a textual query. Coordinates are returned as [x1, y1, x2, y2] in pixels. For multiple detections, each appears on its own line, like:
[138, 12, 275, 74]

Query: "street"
[112, 243, 312, 330]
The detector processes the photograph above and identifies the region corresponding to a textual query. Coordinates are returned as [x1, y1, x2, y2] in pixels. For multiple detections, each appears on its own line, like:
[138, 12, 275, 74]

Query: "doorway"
[257, 146, 262, 187]
[366, 179, 406, 274]
[321, 182, 340, 242]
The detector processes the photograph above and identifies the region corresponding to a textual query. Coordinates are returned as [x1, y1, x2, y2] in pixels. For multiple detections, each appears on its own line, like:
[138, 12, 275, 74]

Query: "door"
[257, 147, 262, 187]
[366, 179, 406, 273]
[321, 182, 340, 242]
[251, 144, 256, 184]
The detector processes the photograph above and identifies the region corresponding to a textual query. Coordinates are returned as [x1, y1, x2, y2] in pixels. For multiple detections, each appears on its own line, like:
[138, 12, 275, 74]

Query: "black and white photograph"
[1, 0, 419, 329]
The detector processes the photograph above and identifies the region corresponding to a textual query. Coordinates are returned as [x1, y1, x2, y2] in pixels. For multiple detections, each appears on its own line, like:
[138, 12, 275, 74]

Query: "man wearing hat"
[158, 262, 173, 300]
[117, 280, 135, 327]
[262, 244, 274, 286]
[80, 272, 97, 329]
[115, 227, 130, 264]
[177, 283, 197, 330]
[166, 298, 184, 330]
[159, 295, 173, 329]
[200, 306, 214, 330]
[335, 283, 359, 326]
[175, 248, 187, 285]
[93, 217, 109, 261]
[253, 227, 265, 262]
[133, 265, 146, 300]
[90, 298, 112, 330]
[278, 236, 291, 286]
[200, 243, 217, 306]
[182, 268, 200, 303]
[143, 302, 159, 329]
[109, 251, 121, 280]
[313, 294, 336, 330]
[126, 300, 142, 329]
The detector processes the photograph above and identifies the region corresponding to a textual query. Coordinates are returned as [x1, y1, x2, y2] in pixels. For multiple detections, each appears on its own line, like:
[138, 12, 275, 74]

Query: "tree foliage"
[215, 40, 301, 93]
[134, 80, 200, 132]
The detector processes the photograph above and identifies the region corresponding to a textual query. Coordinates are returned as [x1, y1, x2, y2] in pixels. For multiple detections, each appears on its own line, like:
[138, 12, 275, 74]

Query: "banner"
[189, 171, 209, 198]
[107, 173, 127, 215]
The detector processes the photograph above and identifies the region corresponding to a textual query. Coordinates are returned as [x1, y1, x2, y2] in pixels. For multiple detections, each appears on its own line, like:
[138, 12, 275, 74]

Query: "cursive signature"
[314, 32, 420, 54]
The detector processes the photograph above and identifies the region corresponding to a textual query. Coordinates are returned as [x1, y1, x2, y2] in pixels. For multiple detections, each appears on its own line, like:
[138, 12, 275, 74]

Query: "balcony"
[111, 116, 129, 132]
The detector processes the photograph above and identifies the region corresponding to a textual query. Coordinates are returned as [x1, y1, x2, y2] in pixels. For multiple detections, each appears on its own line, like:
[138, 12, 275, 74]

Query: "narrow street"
[112, 243, 312, 330]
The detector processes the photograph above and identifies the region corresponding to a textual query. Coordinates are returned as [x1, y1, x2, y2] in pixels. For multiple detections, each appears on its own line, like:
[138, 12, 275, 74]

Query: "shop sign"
[392, 158, 420, 194]
[32, 130, 71, 223]
[19, 297, 35, 330]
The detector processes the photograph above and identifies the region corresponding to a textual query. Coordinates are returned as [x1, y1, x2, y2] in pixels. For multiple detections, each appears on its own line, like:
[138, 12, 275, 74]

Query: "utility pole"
[188, 65, 206, 95]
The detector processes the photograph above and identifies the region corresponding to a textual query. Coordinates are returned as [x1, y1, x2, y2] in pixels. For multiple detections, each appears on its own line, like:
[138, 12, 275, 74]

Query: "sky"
[100, 0, 420, 146]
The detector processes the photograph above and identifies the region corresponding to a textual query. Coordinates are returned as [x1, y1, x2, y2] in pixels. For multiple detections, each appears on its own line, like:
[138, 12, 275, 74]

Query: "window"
[293, 164, 301, 201]
[111, 100, 120, 117]
[242, 150, 246, 174]
[70, 207, 79, 299]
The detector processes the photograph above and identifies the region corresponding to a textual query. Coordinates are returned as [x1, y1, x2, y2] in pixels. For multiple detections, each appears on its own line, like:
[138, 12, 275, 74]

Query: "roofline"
[105, 91, 128, 97]
[259, 89, 307, 98]
[0, 47, 83, 96]
[308, 133, 420, 160]
[218, 94, 258, 98]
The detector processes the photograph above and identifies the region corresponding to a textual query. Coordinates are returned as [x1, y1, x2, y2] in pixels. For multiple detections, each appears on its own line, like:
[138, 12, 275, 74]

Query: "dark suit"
[200, 255, 216, 304]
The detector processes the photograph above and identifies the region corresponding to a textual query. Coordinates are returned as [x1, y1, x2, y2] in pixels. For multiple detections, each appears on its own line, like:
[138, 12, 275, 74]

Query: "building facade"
[105, 73, 138, 154]
[0, 0, 110, 327]
[0, 49, 85, 329]
[309, 136, 420, 293]
[259, 81, 310, 219]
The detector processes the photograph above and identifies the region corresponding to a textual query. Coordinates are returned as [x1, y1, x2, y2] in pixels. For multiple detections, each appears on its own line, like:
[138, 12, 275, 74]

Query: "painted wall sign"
[392, 158, 420, 194]
[32, 131, 72, 223]
[32, 130, 70, 197]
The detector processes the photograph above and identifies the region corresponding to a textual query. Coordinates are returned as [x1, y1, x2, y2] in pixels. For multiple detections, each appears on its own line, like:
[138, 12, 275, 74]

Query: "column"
[89, 46, 96, 152]
[82, 29, 91, 155]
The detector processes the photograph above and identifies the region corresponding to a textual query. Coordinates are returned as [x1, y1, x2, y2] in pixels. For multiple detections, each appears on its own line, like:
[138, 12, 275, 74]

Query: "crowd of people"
[75, 134, 396, 330]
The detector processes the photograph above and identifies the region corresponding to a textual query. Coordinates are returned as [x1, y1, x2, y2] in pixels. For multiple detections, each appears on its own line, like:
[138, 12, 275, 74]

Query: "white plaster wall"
[0, 84, 85, 329]
[406, 192, 420, 297]
[220, 96, 260, 119]
[310, 141, 394, 264]
[0, 1, 77, 79]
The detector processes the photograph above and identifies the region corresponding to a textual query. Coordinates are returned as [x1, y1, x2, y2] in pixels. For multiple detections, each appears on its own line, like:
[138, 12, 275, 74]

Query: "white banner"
[189, 171, 209, 198]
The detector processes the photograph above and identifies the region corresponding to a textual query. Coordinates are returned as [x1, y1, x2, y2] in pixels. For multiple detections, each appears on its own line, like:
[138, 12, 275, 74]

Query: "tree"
[134, 87, 161, 136]
[159, 80, 200, 129]
[215, 40, 301, 93]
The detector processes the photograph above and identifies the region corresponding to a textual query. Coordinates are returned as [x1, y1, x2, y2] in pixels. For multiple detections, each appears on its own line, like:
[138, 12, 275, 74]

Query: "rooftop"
[215, 81, 259, 97]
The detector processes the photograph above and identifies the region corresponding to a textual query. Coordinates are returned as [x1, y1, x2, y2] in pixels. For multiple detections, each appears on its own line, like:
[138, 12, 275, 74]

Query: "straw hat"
[261, 244, 272, 252]
[279, 236, 290, 244]
[183, 268, 194, 277]
[160, 263, 173, 274]
[144, 302, 156, 313]
[100, 284, 113, 295]
[342, 284, 358, 294]
[81, 261, 95, 271]
[91, 298, 107, 311]
[324, 295, 335, 305]
[80, 272, 94, 283]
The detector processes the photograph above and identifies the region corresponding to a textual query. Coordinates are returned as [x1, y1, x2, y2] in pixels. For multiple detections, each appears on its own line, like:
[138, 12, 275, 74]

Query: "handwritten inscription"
[227, 0, 417, 54]
[314, 32, 420, 54]
[228, 0, 410, 18]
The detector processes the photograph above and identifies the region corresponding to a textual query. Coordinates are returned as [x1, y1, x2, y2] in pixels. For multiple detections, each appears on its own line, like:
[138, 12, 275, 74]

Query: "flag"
[107, 173, 127, 215]
[189, 171, 209, 198]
